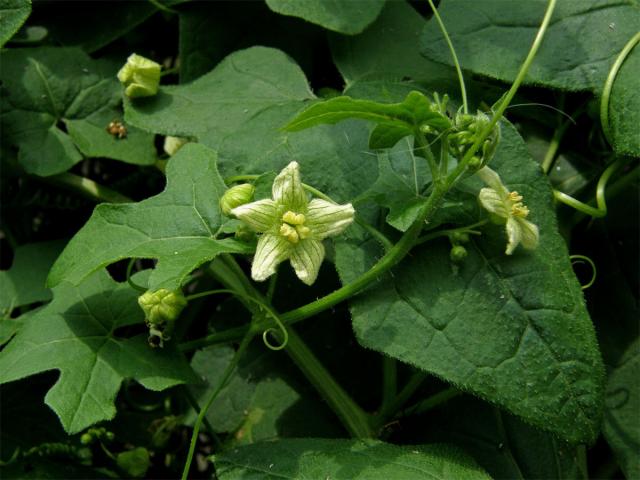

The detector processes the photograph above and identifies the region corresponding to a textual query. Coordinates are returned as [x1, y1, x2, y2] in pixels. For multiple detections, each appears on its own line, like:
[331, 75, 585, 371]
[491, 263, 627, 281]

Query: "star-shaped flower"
[476, 166, 539, 255]
[230, 162, 355, 285]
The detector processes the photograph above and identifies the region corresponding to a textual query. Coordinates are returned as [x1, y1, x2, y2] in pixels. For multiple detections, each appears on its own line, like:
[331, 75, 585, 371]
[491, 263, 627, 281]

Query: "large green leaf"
[420, 0, 640, 157]
[215, 438, 491, 479]
[0, 269, 197, 434]
[265, 0, 385, 35]
[329, 0, 453, 86]
[421, 0, 640, 92]
[0, 0, 31, 47]
[603, 338, 640, 479]
[124, 47, 314, 148]
[0, 47, 155, 176]
[125, 47, 378, 203]
[336, 123, 604, 443]
[48, 143, 251, 290]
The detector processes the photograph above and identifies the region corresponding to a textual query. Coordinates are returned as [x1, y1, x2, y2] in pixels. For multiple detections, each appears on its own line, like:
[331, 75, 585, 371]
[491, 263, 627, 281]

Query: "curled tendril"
[126, 258, 147, 293]
[570, 255, 597, 290]
[261, 310, 289, 351]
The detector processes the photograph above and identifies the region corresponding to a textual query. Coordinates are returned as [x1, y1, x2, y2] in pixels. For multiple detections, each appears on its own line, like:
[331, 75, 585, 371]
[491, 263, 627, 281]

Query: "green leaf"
[0, 0, 31, 47]
[126, 47, 378, 203]
[0, 269, 197, 434]
[607, 44, 640, 156]
[265, 0, 385, 35]
[421, 0, 640, 92]
[0, 47, 154, 176]
[329, 0, 453, 85]
[48, 143, 252, 290]
[284, 91, 451, 149]
[116, 447, 151, 478]
[603, 338, 640, 479]
[188, 342, 340, 441]
[65, 107, 157, 166]
[336, 123, 604, 443]
[124, 46, 314, 148]
[215, 438, 491, 479]
[0, 240, 64, 314]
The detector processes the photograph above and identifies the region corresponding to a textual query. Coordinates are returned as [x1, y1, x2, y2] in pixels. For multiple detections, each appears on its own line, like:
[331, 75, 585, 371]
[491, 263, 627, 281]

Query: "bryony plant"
[230, 162, 355, 285]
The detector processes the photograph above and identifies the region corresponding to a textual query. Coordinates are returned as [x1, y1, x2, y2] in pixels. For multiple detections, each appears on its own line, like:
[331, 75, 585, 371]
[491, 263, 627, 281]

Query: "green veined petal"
[231, 199, 278, 232]
[251, 233, 291, 282]
[305, 199, 355, 240]
[290, 238, 325, 285]
[272, 161, 308, 212]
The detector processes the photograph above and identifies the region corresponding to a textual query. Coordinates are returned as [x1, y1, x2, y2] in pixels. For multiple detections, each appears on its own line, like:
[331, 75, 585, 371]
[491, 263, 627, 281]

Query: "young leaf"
[0, 0, 31, 47]
[48, 143, 252, 290]
[421, 0, 640, 92]
[265, 0, 385, 35]
[214, 438, 491, 479]
[0, 269, 198, 434]
[284, 91, 451, 149]
[603, 338, 640, 479]
[336, 123, 605, 444]
[0, 47, 155, 176]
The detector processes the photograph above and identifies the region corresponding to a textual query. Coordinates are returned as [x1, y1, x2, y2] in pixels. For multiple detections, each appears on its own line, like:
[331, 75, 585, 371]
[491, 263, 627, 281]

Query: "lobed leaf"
[48, 143, 252, 290]
[0, 269, 197, 434]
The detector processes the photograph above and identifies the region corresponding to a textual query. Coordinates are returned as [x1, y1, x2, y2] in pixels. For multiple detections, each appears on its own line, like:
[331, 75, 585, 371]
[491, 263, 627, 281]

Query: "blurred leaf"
[215, 438, 491, 479]
[116, 447, 151, 478]
[0, 0, 31, 47]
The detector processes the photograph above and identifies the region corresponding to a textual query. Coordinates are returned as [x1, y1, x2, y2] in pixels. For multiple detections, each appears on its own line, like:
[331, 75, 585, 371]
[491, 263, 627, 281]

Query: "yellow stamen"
[511, 203, 530, 217]
[280, 224, 299, 243]
[282, 211, 306, 225]
[296, 225, 311, 239]
[508, 191, 523, 202]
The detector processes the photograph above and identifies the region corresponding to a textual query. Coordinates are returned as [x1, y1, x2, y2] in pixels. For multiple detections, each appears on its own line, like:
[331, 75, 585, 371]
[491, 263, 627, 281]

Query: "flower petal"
[478, 188, 509, 218]
[289, 239, 325, 286]
[517, 217, 539, 251]
[505, 217, 521, 255]
[231, 199, 277, 232]
[476, 166, 509, 195]
[272, 161, 308, 211]
[305, 199, 355, 240]
[251, 233, 291, 282]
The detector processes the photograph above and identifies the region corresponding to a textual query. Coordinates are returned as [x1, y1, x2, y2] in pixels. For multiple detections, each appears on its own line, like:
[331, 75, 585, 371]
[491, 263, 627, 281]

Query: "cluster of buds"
[137, 289, 187, 347]
[117, 53, 161, 98]
[449, 111, 500, 170]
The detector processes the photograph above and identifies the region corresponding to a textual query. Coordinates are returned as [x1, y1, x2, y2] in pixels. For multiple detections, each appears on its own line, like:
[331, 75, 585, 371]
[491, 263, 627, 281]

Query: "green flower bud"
[163, 136, 189, 156]
[468, 156, 482, 170]
[220, 183, 255, 216]
[117, 53, 161, 98]
[451, 231, 470, 244]
[80, 433, 93, 445]
[450, 245, 468, 263]
[138, 289, 187, 347]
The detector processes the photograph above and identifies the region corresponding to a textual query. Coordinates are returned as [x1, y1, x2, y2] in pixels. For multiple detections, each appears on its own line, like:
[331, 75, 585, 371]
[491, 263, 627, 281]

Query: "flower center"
[279, 211, 310, 243]
[508, 191, 529, 218]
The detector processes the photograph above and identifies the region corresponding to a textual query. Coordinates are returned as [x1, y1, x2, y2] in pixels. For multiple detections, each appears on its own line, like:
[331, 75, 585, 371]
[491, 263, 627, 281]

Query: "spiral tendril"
[570, 255, 597, 290]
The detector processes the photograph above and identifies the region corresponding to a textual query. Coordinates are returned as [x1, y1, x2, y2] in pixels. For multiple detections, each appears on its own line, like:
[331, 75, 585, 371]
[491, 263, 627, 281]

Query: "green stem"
[380, 357, 397, 414]
[285, 328, 374, 438]
[416, 220, 487, 246]
[402, 387, 461, 416]
[126, 259, 147, 293]
[427, 0, 468, 114]
[179, 325, 248, 352]
[44, 172, 132, 203]
[414, 130, 439, 181]
[181, 386, 222, 450]
[181, 329, 256, 480]
[600, 31, 640, 146]
[374, 373, 427, 428]
[208, 254, 373, 438]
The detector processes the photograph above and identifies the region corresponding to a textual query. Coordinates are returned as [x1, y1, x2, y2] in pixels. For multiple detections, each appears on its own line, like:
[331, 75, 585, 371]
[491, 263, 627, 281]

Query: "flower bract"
[476, 166, 539, 255]
[230, 162, 355, 285]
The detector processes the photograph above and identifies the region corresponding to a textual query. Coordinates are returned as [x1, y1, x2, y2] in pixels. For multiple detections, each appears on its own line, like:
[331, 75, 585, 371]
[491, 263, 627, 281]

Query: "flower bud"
[138, 289, 187, 347]
[117, 53, 161, 98]
[80, 433, 93, 445]
[450, 245, 468, 263]
[220, 184, 255, 216]
[468, 156, 482, 170]
[163, 136, 189, 156]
